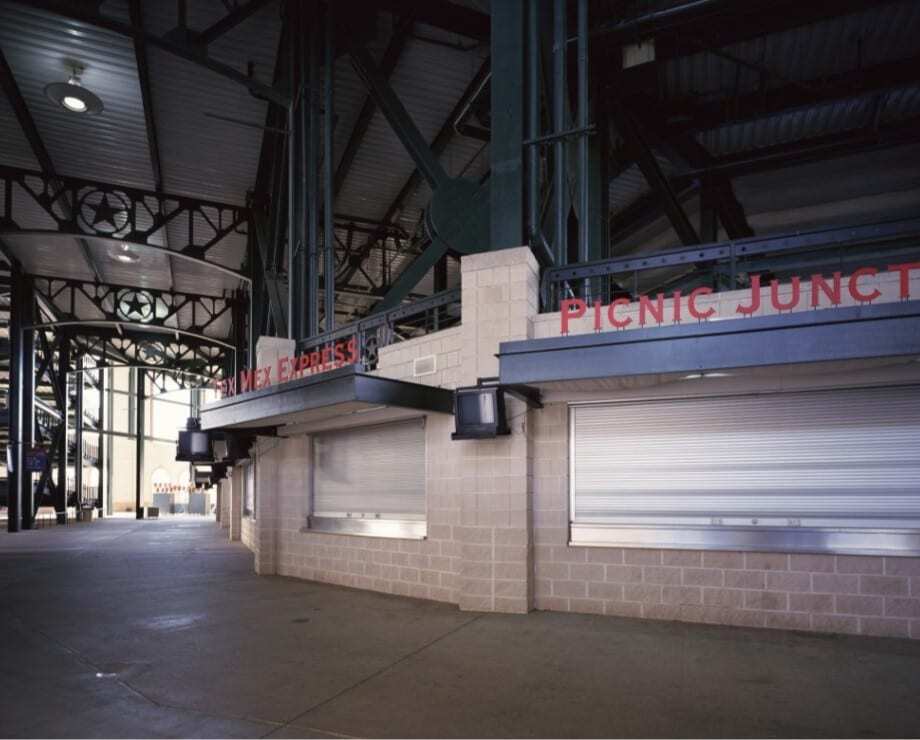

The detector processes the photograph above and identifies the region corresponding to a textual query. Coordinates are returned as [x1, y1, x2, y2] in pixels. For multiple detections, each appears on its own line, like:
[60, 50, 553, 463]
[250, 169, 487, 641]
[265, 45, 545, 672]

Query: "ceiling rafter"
[12, 0, 288, 105]
[129, 0, 174, 291]
[197, 0, 278, 47]
[337, 56, 491, 290]
[333, 14, 415, 199]
[0, 46, 106, 283]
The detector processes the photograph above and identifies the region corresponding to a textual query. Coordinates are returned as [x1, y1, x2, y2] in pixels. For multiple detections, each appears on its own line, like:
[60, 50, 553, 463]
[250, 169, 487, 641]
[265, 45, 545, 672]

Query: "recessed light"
[108, 243, 139, 264]
[44, 68, 103, 115]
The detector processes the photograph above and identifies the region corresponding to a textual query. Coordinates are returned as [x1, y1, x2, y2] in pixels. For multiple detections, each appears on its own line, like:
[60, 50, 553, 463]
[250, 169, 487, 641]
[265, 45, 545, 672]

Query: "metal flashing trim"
[304, 516, 427, 540]
[499, 300, 920, 385]
[199, 365, 454, 430]
[570, 524, 920, 557]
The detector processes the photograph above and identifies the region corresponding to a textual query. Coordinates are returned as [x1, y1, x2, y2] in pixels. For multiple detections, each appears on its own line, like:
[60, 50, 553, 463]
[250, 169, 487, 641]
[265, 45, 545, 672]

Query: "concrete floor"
[2, 520, 920, 739]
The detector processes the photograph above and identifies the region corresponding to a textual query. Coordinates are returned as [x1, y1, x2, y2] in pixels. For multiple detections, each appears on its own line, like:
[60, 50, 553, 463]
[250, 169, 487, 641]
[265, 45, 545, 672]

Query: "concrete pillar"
[252, 437, 276, 575]
[218, 479, 230, 529]
[456, 246, 540, 613]
[229, 467, 242, 541]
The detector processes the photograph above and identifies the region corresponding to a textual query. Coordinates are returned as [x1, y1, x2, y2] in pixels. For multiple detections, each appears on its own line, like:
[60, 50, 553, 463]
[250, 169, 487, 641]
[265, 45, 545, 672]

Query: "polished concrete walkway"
[2, 519, 920, 739]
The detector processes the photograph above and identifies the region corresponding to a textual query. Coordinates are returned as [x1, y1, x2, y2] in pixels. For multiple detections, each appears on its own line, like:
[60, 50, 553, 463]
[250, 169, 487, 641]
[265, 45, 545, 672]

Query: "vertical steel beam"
[526, 0, 541, 249]
[576, 0, 589, 267]
[552, 0, 567, 265]
[96, 366, 105, 516]
[135, 368, 145, 519]
[74, 356, 84, 510]
[7, 263, 23, 532]
[287, 0, 300, 340]
[700, 180, 719, 242]
[306, 3, 321, 338]
[346, 42, 450, 190]
[19, 281, 34, 529]
[55, 335, 69, 523]
[323, 3, 335, 332]
[491, 0, 525, 249]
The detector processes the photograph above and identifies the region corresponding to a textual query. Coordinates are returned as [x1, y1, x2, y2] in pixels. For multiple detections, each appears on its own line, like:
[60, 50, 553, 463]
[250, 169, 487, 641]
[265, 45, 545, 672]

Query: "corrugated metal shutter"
[313, 418, 426, 520]
[571, 385, 920, 531]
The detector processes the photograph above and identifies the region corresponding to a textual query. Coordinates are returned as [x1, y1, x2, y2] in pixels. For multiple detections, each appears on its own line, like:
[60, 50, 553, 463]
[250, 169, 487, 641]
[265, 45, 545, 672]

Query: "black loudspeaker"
[176, 418, 212, 462]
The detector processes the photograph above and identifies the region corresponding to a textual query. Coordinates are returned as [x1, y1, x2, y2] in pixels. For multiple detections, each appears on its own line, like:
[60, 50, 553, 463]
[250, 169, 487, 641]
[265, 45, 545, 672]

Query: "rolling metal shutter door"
[570, 386, 920, 533]
[313, 418, 426, 520]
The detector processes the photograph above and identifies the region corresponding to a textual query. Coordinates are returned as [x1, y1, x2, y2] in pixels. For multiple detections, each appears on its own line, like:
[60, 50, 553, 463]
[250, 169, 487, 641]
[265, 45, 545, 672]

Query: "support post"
[323, 2, 335, 332]
[700, 180, 719, 242]
[55, 335, 70, 524]
[287, 0, 302, 341]
[7, 263, 23, 532]
[96, 365, 105, 516]
[491, 0, 525, 249]
[135, 367, 145, 518]
[20, 282, 34, 529]
[306, 2, 321, 339]
[526, 0, 541, 251]
[576, 0, 589, 268]
[552, 0, 567, 265]
[74, 356, 84, 510]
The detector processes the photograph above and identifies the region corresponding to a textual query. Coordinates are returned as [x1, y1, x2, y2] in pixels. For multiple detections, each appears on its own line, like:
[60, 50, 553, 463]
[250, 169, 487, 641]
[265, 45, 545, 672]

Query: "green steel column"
[55, 335, 69, 524]
[491, 0, 525, 249]
[323, 3, 335, 332]
[134, 368, 145, 519]
[96, 365, 104, 517]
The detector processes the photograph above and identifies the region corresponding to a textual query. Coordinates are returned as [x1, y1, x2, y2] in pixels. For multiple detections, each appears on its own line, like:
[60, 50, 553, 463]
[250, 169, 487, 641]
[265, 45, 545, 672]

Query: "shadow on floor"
[2, 519, 919, 738]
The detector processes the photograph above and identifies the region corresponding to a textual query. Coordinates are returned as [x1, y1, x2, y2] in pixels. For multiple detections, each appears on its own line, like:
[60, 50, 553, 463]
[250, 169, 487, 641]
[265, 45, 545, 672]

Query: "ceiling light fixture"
[44, 67, 104, 115]
[108, 243, 139, 264]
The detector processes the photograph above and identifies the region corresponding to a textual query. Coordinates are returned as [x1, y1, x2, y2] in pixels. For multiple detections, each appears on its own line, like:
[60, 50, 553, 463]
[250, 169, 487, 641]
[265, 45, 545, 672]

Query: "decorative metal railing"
[295, 288, 461, 371]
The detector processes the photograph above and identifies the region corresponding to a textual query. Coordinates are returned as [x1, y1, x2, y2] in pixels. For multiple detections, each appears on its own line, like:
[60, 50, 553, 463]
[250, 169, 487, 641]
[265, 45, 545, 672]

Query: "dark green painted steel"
[490, 0, 525, 250]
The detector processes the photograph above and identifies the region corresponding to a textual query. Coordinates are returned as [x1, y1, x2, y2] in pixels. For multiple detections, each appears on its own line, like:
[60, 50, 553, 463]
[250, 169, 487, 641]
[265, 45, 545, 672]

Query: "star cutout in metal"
[91, 193, 120, 229]
[78, 189, 130, 235]
[115, 289, 154, 322]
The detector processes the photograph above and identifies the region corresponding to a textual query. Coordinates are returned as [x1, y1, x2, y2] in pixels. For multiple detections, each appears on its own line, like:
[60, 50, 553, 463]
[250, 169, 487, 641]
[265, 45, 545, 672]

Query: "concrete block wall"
[241, 248, 539, 614]
[531, 402, 920, 640]
[451, 248, 538, 613]
[229, 247, 920, 638]
[376, 326, 463, 389]
[257, 418, 461, 603]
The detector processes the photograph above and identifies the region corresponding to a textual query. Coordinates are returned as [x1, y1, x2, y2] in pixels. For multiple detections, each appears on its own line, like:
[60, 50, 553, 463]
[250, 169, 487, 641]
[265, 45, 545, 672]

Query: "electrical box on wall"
[451, 386, 511, 440]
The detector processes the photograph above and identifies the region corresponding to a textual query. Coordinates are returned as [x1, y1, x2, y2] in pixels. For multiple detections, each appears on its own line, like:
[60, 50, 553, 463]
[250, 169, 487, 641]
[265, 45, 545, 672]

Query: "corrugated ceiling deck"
[0, 2, 153, 190]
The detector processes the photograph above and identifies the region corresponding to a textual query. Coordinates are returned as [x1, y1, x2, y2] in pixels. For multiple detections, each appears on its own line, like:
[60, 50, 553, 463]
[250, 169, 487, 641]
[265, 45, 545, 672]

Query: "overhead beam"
[12, 0, 288, 105]
[672, 116, 920, 185]
[653, 129, 753, 239]
[0, 47, 106, 283]
[337, 58, 491, 289]
[607, 0, 901, 87]
[347, 41, 450, 190]
[130, 0, 175, 290]
[197, 0, 277, 46]
[648, 52, 920, 136]
[334, 15, 414, 199]
[366, 0, 489, 41]
[610, 103, 699, 245]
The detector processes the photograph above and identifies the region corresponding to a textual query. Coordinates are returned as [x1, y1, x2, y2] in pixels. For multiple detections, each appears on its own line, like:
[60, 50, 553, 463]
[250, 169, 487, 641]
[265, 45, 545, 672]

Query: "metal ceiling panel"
[139, 0, 281, 208]
[0, 93, 39, 169]
[660, 1, 920, 101]
[0, 2, 154, 190]
[335, 34, 489, 225]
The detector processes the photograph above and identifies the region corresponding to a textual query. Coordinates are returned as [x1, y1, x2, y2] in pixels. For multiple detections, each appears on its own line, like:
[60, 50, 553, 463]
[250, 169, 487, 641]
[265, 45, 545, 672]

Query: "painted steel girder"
[28, 275, 239, 347]
[0, 165, 250, 279]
